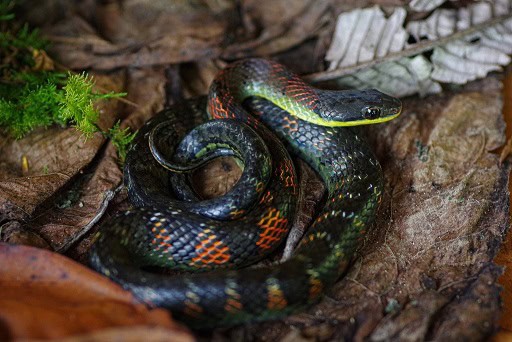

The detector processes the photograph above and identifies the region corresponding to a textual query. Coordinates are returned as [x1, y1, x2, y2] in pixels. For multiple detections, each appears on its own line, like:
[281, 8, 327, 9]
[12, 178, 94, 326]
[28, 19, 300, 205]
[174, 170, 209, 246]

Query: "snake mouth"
[381, 96, 402, 117]
[325, 112, 401, 126]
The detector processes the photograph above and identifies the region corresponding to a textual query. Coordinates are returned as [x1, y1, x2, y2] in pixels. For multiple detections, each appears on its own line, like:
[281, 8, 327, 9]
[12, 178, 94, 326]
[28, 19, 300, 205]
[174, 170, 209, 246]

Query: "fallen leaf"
[309, 0, 512, 97]
[493, 68, 512, 339]
[41, 2, 228, 70]
[31, 49, 55, 71]
[222, 0, 331, 58]
[0, 243, 192, 340]
[31, 326, 194, 342]
[0, 73, 124, 250]
[408, 0, 446, 12]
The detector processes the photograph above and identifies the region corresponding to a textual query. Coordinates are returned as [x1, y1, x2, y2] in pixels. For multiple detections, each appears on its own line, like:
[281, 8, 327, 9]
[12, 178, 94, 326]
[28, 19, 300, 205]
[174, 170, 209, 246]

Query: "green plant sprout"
[105, 121, 137, 164]
[0, 0, 135, 163]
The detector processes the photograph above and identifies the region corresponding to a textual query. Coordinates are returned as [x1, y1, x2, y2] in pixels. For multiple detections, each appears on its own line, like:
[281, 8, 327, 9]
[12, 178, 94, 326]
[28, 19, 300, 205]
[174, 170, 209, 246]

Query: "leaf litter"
[1, 0, 510, 340]
[312, 0, 512, 97]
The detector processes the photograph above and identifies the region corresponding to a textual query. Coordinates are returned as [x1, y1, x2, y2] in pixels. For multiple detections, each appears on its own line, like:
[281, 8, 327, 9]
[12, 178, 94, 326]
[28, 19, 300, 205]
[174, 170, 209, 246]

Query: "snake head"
[314, 89, 402, 126]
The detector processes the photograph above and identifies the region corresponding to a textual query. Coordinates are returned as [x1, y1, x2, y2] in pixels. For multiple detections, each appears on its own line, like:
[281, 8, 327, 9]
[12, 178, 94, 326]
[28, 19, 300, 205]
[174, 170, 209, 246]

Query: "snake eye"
[363, 106, 381, 120]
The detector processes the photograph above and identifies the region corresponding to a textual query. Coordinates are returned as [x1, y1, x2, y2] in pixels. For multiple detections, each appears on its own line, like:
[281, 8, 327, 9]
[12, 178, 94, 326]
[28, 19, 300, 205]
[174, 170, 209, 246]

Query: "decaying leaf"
[326, 54, 442, 97]
[310, 0, 512, 97]
[0, 243, 192, 340]
[26, 67, 167, 261]
[42, 1, 230, 70]
[0, 82, 115, 222]
[222, 0, 331, 59]
[0, 73, 124, 252]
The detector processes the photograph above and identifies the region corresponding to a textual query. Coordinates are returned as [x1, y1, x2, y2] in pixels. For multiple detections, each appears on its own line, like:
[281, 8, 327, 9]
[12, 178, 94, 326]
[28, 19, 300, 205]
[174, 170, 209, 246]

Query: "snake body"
[90, 59, 402, 328]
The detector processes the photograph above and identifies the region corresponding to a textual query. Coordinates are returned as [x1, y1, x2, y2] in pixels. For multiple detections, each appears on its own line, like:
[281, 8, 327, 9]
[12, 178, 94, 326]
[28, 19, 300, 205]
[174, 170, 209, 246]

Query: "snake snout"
[380, 94, 402, 117]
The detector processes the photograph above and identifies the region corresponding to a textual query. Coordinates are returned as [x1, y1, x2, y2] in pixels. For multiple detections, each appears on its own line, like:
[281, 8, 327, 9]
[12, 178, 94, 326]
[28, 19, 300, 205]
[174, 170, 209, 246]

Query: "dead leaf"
[222, 0, 331, 58]
[0, 221, 50, 250]
[309, 0, 512, 97]
[26, 326, 194, 342]
[41, 2, 228, 70]
[408, 0, 446, 12]
[493, 68, 512, 338]
[0, 243, 192, 340]
[31, 49, 55, 71]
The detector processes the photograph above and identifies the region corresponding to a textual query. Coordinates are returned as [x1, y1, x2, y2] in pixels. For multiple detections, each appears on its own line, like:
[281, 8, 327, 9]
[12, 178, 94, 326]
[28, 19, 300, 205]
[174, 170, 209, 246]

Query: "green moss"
[106, 121, 137, 164]
[0, 73, 63, 138]
[0, 71, 126, 139]
[0, 1, 135, 163]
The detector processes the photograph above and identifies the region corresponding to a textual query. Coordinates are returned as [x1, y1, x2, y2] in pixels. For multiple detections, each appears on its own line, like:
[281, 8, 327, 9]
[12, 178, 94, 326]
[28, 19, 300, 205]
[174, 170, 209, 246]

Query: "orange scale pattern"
[256, 208, 289, 251]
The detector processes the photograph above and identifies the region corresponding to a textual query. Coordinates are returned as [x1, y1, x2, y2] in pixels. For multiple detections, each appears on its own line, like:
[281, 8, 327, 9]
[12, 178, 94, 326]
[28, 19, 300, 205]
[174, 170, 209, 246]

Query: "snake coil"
[90, 58, 402, 328]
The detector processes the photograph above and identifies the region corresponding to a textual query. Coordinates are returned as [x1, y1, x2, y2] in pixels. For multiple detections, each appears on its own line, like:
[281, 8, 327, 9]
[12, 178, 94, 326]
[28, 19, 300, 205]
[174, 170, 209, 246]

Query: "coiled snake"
[90, 59, 402, 329]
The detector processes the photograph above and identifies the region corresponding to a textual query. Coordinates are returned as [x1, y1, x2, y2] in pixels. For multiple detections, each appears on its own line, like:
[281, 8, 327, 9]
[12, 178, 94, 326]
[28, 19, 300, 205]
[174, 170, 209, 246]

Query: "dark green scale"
[90, 58, 402, 329]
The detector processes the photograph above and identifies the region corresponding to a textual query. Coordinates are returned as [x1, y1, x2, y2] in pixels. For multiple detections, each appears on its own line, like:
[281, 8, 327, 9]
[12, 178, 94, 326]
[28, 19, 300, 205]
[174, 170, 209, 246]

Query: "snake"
[90, 58, 402, 329]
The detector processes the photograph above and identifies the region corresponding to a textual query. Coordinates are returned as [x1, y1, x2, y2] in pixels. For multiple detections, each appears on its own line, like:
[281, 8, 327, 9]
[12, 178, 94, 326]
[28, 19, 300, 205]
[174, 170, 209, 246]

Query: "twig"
[56, 184, 123, 254]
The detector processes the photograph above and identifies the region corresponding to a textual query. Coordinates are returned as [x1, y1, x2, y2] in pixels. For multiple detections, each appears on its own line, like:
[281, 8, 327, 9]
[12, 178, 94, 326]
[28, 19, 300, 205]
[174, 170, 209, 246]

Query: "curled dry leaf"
[222, 0, 331, 59]
[0, 243, 192, 341]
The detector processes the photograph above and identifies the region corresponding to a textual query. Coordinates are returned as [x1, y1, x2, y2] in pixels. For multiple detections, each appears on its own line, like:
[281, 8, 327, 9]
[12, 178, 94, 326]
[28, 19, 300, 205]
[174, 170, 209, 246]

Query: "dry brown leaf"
[0, 243, 191, 341]
[40, 2, 228, 70]
[22, 1, 409, 72]
[223, 0, 331, 58]
[31, 49, 55, 71]
[493, 68, 512, 340]
[25, 326, 194, 342]
[0, 73, 124, 250]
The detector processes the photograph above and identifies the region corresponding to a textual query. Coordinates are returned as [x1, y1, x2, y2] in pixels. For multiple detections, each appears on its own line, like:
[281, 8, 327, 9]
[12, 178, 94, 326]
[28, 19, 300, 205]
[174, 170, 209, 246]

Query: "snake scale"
[90, 58, 402, 329]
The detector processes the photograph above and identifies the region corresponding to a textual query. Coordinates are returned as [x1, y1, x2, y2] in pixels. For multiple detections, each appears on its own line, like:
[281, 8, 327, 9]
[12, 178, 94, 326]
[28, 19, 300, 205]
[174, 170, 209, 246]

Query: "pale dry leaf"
[408, 0, 446, 12]
[326, 6, 408, 71]
[331, 55, 442, 97]
[322, 5, 440, 96]
[311, 0, 512, 96]
[407, 0, 512, 84]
